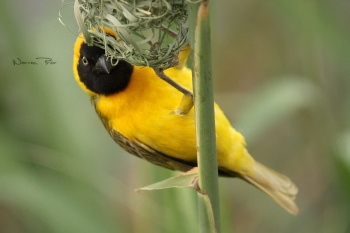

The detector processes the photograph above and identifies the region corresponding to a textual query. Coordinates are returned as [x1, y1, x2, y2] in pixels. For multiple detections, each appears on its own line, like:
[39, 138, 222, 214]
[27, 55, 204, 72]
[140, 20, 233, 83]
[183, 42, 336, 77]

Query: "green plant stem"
[188, 1, 221, 232]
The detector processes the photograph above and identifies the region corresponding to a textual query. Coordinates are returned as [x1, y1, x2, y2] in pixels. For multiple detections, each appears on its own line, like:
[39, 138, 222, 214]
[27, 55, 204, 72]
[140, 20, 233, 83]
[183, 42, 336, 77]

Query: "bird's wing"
[109, 127, 196, 172]
[109, 126, 240, 177]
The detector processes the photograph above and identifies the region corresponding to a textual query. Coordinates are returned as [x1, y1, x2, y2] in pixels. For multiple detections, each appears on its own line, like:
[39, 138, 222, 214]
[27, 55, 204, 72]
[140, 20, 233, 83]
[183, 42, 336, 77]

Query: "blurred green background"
[1, 0, 350, 232]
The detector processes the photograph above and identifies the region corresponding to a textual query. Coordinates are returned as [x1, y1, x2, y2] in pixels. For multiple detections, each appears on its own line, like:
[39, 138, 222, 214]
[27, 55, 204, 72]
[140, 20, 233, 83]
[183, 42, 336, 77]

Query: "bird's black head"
[77, 42, 133, 95]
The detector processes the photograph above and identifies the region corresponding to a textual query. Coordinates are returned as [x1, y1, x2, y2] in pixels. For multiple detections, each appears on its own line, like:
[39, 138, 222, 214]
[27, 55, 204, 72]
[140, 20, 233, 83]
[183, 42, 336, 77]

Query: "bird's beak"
[94, 55, 114, 74]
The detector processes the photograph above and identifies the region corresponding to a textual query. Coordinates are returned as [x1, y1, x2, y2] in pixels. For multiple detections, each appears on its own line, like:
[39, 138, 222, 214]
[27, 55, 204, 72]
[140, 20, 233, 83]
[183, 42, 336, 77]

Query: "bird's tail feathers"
[241, 161, 299, 215]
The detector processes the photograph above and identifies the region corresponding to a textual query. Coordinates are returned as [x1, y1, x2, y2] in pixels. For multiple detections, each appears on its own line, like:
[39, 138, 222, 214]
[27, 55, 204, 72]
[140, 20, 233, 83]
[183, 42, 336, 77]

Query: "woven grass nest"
[74, 0, 191, 69]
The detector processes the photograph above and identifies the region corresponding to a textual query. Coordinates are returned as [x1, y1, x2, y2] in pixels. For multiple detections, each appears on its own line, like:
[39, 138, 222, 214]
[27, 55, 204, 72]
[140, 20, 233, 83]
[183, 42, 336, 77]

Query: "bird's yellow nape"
[175, 45, 190, 70]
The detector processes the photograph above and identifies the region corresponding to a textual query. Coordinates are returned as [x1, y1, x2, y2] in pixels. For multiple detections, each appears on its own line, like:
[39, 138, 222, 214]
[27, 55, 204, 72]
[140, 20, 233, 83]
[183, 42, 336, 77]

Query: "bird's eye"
[82, 57, 89, 66]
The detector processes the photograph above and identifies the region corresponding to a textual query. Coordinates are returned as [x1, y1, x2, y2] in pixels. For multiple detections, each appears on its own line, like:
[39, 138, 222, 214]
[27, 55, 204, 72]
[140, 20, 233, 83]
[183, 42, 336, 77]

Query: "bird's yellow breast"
[94, 66, 254, 175]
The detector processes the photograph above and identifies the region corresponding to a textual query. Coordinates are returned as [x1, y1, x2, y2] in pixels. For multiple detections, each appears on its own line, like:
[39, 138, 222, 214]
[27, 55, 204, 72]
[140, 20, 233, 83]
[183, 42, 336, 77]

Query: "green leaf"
[136, 168, 199, 192]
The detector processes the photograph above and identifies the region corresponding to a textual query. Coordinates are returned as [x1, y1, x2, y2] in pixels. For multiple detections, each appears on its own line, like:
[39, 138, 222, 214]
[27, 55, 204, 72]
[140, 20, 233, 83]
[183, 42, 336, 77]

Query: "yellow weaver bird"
[73, 29, 299, 215]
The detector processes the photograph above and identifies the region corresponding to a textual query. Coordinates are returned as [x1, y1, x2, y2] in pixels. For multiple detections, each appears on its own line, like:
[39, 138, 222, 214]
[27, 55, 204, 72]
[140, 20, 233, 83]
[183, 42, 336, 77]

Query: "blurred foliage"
[1, 0, 350, 232]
